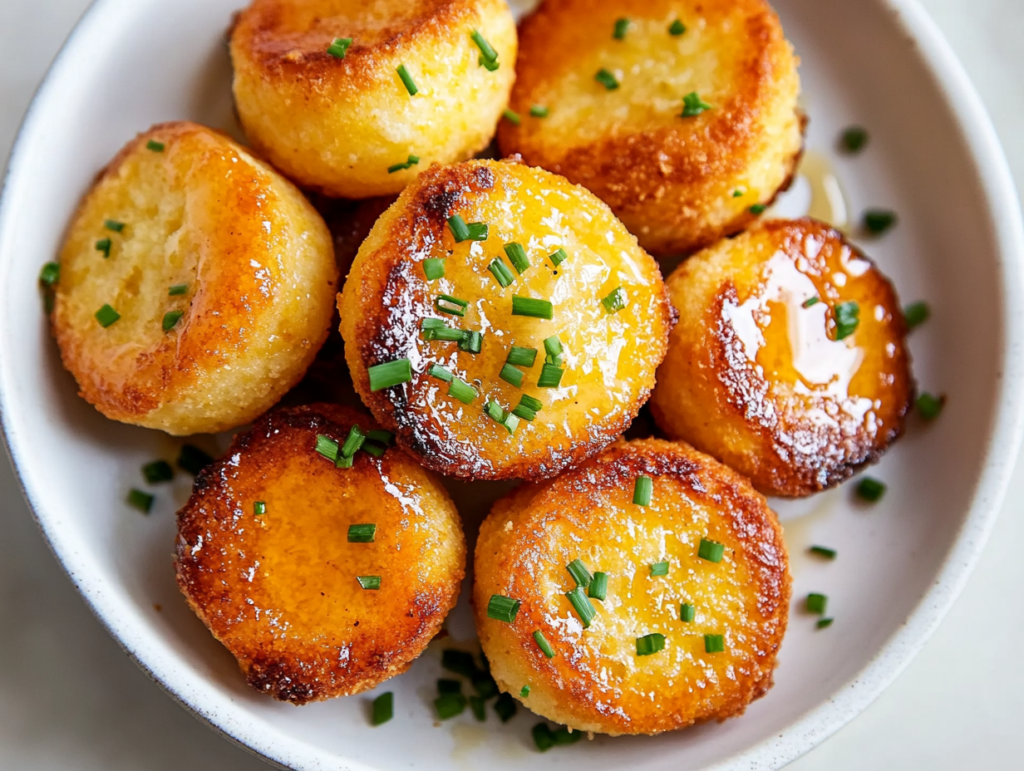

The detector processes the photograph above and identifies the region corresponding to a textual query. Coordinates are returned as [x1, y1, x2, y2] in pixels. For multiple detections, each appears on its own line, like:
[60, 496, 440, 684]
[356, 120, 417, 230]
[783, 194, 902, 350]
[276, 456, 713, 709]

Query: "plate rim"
[1, 0, 1022, 769]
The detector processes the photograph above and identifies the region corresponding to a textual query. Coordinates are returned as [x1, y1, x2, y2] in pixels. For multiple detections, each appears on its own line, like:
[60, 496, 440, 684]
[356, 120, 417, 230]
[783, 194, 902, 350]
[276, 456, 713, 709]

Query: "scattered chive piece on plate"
[565, 586, 596, 628]
[806, 593, 828, 614]
[372, 692, 393, 726]
[904, 300, 930, 329]
[680, 602, 696, 622]
[127, 489, 154, 514]
[39, 262, 60, 287]
[547, 247, 568, 267]
[435, 294, 468, 317]
[162, 310, 184, 332]
[537, 363, 563, 388]
[104, 219, 125, 232]
[168, 283, 188, 296]
[177, 444, 213, 475]
[396, 64, 418, 95]
[327, 37, 352, 59]
[487, 594, 521, 623]
[448, 378, 477, 404]
[504, 242, 530, 274]
[367, 429, 394, 445]
[698, 538, 725, 563]
[146, 140, 165, 152]
[633, 475, 653, 506]
[864, 209, 898, 234]
[588, 571, 608, 601]
[533, 724, 556, 752]
[809, 545, 838, 559]
[441, 649, 478, 677]
[502, 108, 521, 126]
[95, 238, 112, 258]
[438, 678, 462, 694]
[520, 685, 531, 698]
[613, 18, 630, 39]
[601, 286, 627, 313]
[357, 575, 381, 590]
[681, 91, 712, 117]
[494, 693, 517, 722]
[472, 672, 498, 699]
[315, 434, 340, 462]
[530, 105, 550, 118]
[750, 203, 767, 215]
[834, 301, 860, 340]
[488, 258, 515, 288]
[387, 154, 420, 173]
[512, 296, 553, 319]
[635, 633, 665, 656]
[368, 359, 412, 391]
[348, 523, 376, 543]
[471, 30, 498, 63]
[469, 695, 486, 721]
[704, 634, 725, 653]
[803, 296, 820, 308]
[141, 460, 174, 484]
[817, 618, 835, 630]
[552, 727, 583, 747]
[649, 561, 669, 577]
[533, 630, 555, 658]
[917, 392, 945, 420]
[856, 477, 886, 503]
[94, 304, 120, 328]
[595, 68, 619, 90]
[341, 425, 367, 458]
[423, 258, 445, 280]
[428, 363, 454, 382]
[840, 126, 869, 153]
[566, 559, 593, 588]
[507, 346, 537, 367]
[500, 363, 525, 388]
[543, 335, 563, 364]
[253, 500, 266, 516]
[669, 19, 686, 35]
[434, 692, 467, 720]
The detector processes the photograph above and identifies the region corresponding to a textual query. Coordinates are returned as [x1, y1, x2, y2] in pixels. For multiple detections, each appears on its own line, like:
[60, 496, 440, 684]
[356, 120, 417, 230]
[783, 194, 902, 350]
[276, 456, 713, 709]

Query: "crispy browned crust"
[339, 159, 675, 481]
[651, 219, 914, 496]
[175, 404, 466, 704]
[474, 438, 790, 734]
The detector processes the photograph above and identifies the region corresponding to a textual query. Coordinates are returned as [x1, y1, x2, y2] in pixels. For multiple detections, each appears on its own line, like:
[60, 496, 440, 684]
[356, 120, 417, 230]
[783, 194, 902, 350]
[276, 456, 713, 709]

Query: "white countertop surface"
[2, 1, 1022, 769]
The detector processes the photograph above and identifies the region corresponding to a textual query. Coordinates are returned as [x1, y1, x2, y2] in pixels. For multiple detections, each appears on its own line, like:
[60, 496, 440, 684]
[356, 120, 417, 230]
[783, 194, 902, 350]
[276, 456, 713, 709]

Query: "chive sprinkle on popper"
[503, 108, 521, 126]
[543, 335, 563, 365]
[504, 242, 530, 274]
[95, 304, 121, 328]
[348, 523, 376, 543]
[387, 155, 420, 173]
[168, 283, 188, 296]
[96, 238, 112, 258]
[500, 363, 525, 388]
[435, 294, 469, 317]
[146, 139, 165, 152]
[533, 630, 555, 658]
[567, 559, 593, 588]
[142, 460, 174, 484]
[530, 105, 550, 118]
[601, 286, 627, 314]
[487, 594, 521, 623]
[636, 633, 665, 656]
[588, 571, 608, 601]
[613, 18, 630, 39]
[162, 310, 184, 332]
[803, 296, 821, 308]
[372, 692, 394, 726]
[471, 30, 499, 65]
[520, 685, 531, 698]
[127, 489, 154, 514]
[315, 434, 340, 462]
[750, 203, 767, 215]
[104, 219, 125, 232]
[512, 296, 553, 319]
[39, 262, 60, 287]
[704, 634, 725, 653]
[368, 359, 412, 392]
[681, 91, 712, 117]
[565, 586, 596, 628]
[669, 19, 687, 35]
[649, 561, 669, 577]
[341, 425, 367, 458]
[633, 475, 653, 506]
[506, 346, 537, 367]
[423, 257, 445, 280]
[488, 258, 515, 288]
[357, 575, 381, 590]
[327, 37, 352, 59]
[397, 64, 419, 95]
[680, 602, 696, 622]
[513, 394, 543, 421]
[856, 477, 886, 503]
[253, 500, 266, 516]
[448, 378, 477, 404]
[595, 68, 620, 90]
[428, 363, 454, 382]
[547, 248, 568, 267]
[537, 363, 563, 388]
[833, 301, 860, 340]
[698, 538, 725, 563]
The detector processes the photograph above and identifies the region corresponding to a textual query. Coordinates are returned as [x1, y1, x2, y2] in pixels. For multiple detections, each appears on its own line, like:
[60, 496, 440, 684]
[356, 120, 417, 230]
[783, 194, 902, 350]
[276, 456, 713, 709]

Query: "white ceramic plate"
[2, 0, 1022, 769]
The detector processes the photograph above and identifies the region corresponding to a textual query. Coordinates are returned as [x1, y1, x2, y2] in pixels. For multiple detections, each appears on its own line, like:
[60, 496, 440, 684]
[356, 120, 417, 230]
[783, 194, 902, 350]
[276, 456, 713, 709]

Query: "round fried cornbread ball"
[497, 0, 803, 257]
[230, 0, 517, 199]
[651, 218, 913, 497]
[52, 122, 338, 436]
[474, 438, 790, 735]
[339, 159, 675, 481]
[175, 404, 466, 705]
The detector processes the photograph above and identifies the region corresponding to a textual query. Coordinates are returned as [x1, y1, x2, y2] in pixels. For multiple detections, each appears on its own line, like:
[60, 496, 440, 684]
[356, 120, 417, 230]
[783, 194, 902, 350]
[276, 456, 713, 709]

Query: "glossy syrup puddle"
[769, 150, 850, 230]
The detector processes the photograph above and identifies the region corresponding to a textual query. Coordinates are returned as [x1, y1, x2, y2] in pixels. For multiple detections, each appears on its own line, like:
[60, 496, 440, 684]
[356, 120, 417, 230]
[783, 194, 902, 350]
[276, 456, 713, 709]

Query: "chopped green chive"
[315, 434, 340, 462]
[335, 453, 354, 469]
[488, 258, 515, 288]
[917, 392, 945, 420]
[168, 283, 188, 296]
[732, 188, 745, 197]
[421, 316, 447, 329]
[396, 64, 418, 95]
[500, 363, 525, 388]
[680, 602, 695, 622]
[441, 649, 478, 677]
[480, 56, 500, 71]
[649, 561, 669, 577]
[473, 672, 498, 699]
[512, 404, 537, 421]
[95, 238, 111, 258]
[633, 475, 653, 506]
[446, 214, 487, 243]
[387, 154, 420, 173]
[566, 559, 593, 588]
[423, 257, 445, 280]
[904, 301, 930, 329]
[834, 301, 860, 340]
[459, 329, 483, 354]
[601, 286, 627, 314]
[362, 442, 386, 458]
[595, 68, 620, 90]
[95, 304, 120, 328]
[512, 394, 543, 421]
[750, 203, 767, 215]
[372, 692, 393, 726]
[669, 19, 686, 35]
[486, 400, 520, 434]
[368, 429, 394, 445]
[547, 248, 568, 267]
[512, 296, 553, 319]
[817, 618, 835, 630]
[487, 594, 521, 623]
[543, 335, 563, 364]
[177, 444, 213, 475]
[104, 219, 125, 232]
[341, 425, 367, 458]
[864, 209, 898, 235]
[357, 575, 381, 590]
[503, 242, 530, 274]
[806, 593, 828, 614]
[520, 685, 531, 698]
[434, 692, 466, 719]
[423, 327, 467, 342]
[810, 545, 838, 559]
[438, 678, 462, 694]
[39, 262, 60, 287]
[146, 140, 165, 152]
[448, 378, 477, 404]
[162, 310, 184, 332]
[253, 500, 266, 516]
[588, 571, 608, 601]
[681, 91, 712, 117]
[704, 634, 725, 653]
[856, 477, 886, 503]
[466, 222, 488, 240]
[636, 633, 665, 656]
[127, 488, 154, 513]
[698, 538, 725, 563]
[469, 695, 486, 721]
[436, 294, 469, 317]
[532, 724, 559, 752]
[506, 346, 537, 367]
[368, 359, 412, 391]
[533, 630, 555, 658]
[429, 363, 454, 382]
[840, 126, 869, 154]
[494, 692, 517, 722]
[530, 105, 549, 118]
[613, 18, 630, 39]
[327, 37, 352, 59]
[348, 523, 376, 543]
[471, 30, 498, 63]
[142, 460, 174, 484]
[565, 586, 596, 628]
[519, 394, 543, 412]
[803, 296, 821, 308]
[537, 363, 563, 388]
[503, 108, 521, 126]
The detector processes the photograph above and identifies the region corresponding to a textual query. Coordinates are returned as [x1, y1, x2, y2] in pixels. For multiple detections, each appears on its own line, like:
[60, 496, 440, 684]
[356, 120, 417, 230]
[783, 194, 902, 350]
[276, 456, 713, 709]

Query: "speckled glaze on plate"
[0, 0, 1022, 770]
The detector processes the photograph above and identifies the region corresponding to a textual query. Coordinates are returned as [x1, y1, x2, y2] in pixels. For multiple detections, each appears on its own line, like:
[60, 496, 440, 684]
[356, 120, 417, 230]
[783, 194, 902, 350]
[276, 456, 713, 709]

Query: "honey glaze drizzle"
[769, 150, 850, 230]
